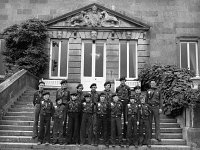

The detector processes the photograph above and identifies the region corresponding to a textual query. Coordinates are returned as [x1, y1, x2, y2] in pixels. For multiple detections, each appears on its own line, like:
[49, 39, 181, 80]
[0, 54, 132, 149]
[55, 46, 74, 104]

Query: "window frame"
[49, 39, 69, 79]
[179, 40, 199, 77]
[119, 40, 138, 80]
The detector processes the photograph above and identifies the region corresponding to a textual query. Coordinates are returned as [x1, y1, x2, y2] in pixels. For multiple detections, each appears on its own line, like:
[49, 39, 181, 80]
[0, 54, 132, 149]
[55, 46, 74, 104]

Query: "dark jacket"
[33, 90, 45, 106]
[146, 87, 162, 108]
[40, 99, 54, 116]
[110, 101, 123, 118]
[125, 102, 139, 122]
[82, 101, 94, 114]
[53, 104, 66, 121]
[67, 99, 81, 113]
[116, 84, 131, 101]
[56, 88, 70, 104]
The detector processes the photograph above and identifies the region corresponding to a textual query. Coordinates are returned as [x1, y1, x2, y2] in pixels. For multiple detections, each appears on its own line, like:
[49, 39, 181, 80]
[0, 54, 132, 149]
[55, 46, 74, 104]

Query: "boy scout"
[110, 93, 123, 147]
[90, 83, 99, 105]
[146, 80, 162, 142]
[66, 92, 81, 144]
[95, 92, 109, 147]
[125, 96, 139, 148]
[38, 92, 54, 145]
[116, 77, 131, 138]
[32, 81, 45, 139]
[56, 79, 70, 136]
[80, 93, 95, 145]
[138, 97, 151, 148]
[52, 98, 66, 145]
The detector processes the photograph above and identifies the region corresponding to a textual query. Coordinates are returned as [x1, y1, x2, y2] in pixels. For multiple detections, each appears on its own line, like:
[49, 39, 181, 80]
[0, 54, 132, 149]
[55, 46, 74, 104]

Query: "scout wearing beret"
[66, 92, 81, 144]
[32, 80, 46, 139]
[116, 77, 131, 138]
[56, 79, 70, 136]
[38, 91, 54, 145]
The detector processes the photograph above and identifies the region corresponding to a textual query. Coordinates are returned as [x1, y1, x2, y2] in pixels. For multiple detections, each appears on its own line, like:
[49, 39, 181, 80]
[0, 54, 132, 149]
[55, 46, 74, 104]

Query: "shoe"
[52, 142, 56, 145]
[94, 143, 98, 146]
[112, 144, 115, 147]
[37, 142, 42, 145]
[135, 145, 138, 148]
[32, 135, 37, 139]
[105, 144, 109, 148]
[119, 144, 124, 148]
[45, 142, 49, 145]
[126, 144, 129, 148]
[147, 144, 151, 148]
[156, 138, 162, 142]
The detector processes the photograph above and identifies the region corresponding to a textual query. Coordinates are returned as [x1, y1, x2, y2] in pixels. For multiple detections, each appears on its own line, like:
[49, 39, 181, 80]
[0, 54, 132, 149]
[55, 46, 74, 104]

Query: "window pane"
[189, 43, 196, 72]
[51, 40, 59, 76]
[181, 43, 188, 69]
[120, 42, 127, 77]
[129, 42, 136, 78]
[84, 42, 92, 77]
[95, 43, 104, 77]
[60, 40, 68, 77]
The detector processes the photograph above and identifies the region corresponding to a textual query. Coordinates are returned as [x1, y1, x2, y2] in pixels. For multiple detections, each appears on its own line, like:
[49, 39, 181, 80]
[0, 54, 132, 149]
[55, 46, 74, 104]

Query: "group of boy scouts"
[32, 77, 162, 148]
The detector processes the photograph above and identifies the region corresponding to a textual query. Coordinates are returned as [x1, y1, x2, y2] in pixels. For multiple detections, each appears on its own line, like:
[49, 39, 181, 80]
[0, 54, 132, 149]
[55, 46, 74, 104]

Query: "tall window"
[119, 41, 137, 79]
[50, 39, 69, 79]
[180, 41, 199, 76]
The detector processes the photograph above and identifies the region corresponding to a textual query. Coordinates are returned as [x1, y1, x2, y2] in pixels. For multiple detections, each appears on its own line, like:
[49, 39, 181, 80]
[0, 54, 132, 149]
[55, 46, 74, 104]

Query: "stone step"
[0, 120, 180, 128]
[8, 108, 35, 112]
[2, 116, 34, 121]
[0, 125, 182, 133]
[20, 96, 56, 101]
[0, 130, 32, 136]
[0, 136, 186, 145]
[14, 101, 33, 105]
[0, 143, 191, 150]
[0, 129, 182, 139]
[11, 105, 34, 109]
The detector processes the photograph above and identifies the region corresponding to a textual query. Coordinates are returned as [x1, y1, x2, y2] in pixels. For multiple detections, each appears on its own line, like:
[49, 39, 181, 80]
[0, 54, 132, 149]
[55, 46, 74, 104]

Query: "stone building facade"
[0, 0, 199, 91]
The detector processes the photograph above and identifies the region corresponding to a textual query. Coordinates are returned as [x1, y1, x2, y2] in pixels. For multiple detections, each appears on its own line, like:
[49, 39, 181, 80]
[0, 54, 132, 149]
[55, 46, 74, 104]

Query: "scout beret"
[119, 77, 126, 81]
[112, 93, 119, 97]
[130, 95, 135, 99]
[43, 91, 50, 96]
[90, 83, 97, 88]
[99, 92, 106, 97]
[104, 81, 111, 87]
[56, 97, 62, 102]
[60, 79, 68, 85]
[70, 92, 78, 96]
[84, 93, 91, 97]
[76, 83, 83, 89]
[39, 81, 45, 85]
[134, 85, 141, 90]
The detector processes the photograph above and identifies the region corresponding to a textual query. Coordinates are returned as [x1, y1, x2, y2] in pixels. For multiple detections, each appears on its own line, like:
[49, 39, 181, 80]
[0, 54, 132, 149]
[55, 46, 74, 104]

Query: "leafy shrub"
[2, 18, 48, 77]
[138, 64, 200, 117]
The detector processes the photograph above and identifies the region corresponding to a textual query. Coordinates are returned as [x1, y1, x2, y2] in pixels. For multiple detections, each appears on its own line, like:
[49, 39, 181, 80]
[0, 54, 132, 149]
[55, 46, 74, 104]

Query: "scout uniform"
[80, 93, 95, 145]
[125, 97, 139, 147]
[110, 93, 123, 147]
[52, 98, 66, 144]
[146, 85, 162, 141]
[56, 79, 70, 136]
[32, 81, 45, 139]
[103, 81, 113, 139]
[38, 92, 54, 145]
[95, 93, 109, 146]
[66, 93, 81, 144]
[116, 77, 131, 138]
[138, 101, 151, 147]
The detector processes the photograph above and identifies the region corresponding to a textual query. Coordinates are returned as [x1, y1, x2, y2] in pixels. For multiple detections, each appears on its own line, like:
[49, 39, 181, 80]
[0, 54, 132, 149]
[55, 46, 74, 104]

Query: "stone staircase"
[0, 89, 192, 150]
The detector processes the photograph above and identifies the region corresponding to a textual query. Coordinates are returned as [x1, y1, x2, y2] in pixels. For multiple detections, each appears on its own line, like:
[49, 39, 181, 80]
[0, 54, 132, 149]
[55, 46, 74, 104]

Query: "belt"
[97, 114, 106, 117]
[111, 115, 121, 118]
[149, 104, 159, 107]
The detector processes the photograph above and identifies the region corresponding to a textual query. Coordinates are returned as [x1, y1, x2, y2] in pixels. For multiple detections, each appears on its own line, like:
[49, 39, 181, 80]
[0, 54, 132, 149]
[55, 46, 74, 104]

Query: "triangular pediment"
[47, 3, 150, 30]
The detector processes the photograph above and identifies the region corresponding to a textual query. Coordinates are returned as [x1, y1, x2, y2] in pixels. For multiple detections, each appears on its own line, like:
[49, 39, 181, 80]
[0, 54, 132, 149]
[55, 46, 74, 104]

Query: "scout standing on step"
[133, 85, 143, 104]
[76, 83, 85, 143]
[52, 97, 66, 145]
[56, 79, 70, 136]
[95, 92, 109, 147]
[66, 92, 81, 144]
[138, 96, 151, 148]
[80, 93, 95, 145]
[110, 93, 123, 147]
[38, 92, 54, 145]
[125, 96, 139, 148]
[32, 80, 45, 139]
[146, 80, 162, 142]
[116, 77, 131, 138]
[103, 81, 113, 139]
